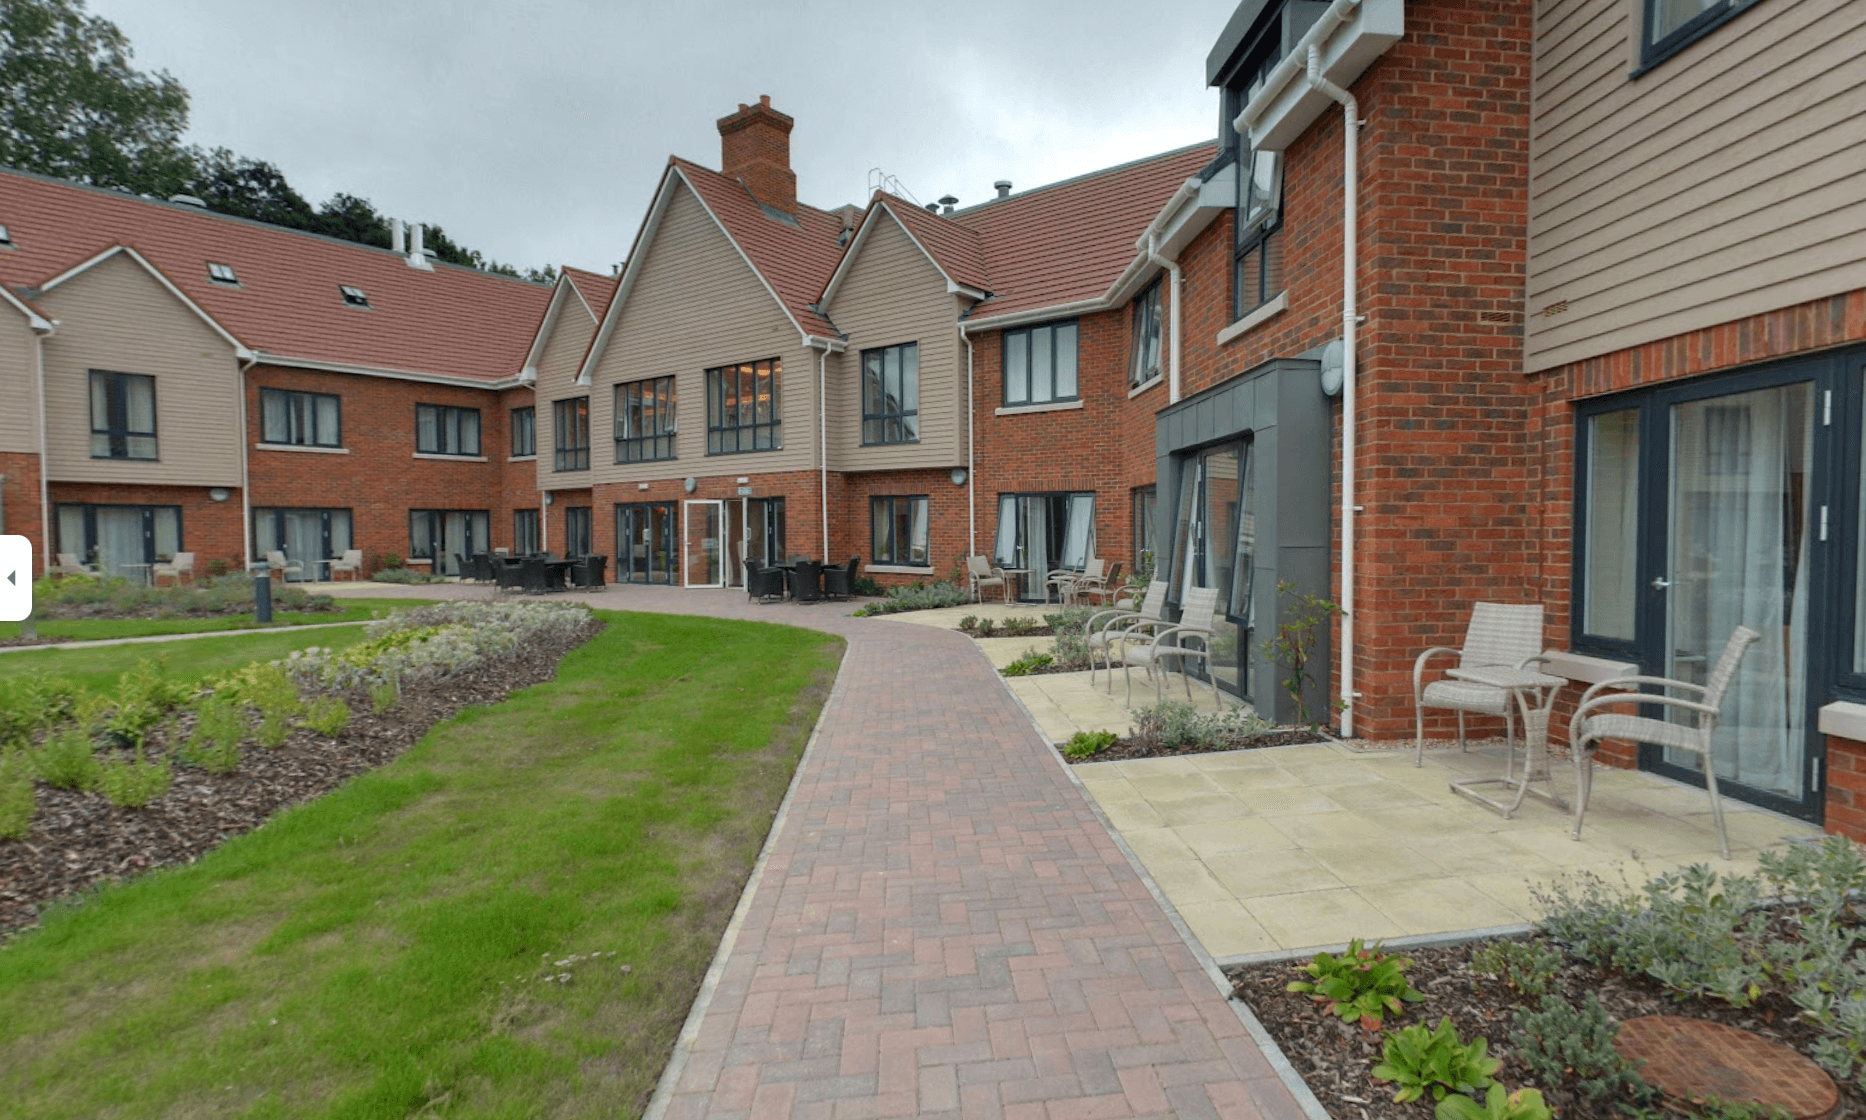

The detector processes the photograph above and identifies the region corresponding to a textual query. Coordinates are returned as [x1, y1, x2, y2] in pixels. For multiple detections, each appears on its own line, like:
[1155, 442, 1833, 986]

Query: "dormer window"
[339, 285, 370, 308]
[0, 224, 12, 247]
[207, 262, 238, 285]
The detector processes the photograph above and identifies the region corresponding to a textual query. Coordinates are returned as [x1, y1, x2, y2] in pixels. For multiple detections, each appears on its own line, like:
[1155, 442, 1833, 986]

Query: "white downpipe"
[32, 322, 54, 574]
[1144, 234, 1183, 404]
[818, 348, 829, 562]
[960, 321, 975, 556]
[237, 354, 258, 571]
[1307, 44, 1361, 739]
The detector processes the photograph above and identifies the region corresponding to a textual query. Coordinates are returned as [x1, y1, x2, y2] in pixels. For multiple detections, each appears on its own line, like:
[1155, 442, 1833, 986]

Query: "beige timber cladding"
[1523, 0, 1866, 374]
[0, 308, 41, 454]
[37, 253, 241, 485]
[534, 282, 599, 488]
[584, 180, 816, 484]
[823, 210, 966, 472]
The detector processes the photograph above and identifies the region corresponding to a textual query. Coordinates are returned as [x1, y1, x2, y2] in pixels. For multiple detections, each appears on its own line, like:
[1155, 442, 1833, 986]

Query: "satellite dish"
[1319, 339, 1344, 397]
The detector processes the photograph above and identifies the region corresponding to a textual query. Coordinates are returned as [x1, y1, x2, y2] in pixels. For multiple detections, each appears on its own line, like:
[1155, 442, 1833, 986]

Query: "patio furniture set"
[743, 556, 859, 604]
[966, 555, 1123, 606]
[457, 552, 608, 594]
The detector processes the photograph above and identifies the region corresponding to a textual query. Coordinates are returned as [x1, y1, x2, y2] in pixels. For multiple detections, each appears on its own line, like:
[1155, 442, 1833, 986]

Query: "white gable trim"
[673, 168, 809, 342]
[518, 276, 576, 382]
[40, 245, 253, 360]
[820, 201, 979, 309]
[0, 286, 51, 332]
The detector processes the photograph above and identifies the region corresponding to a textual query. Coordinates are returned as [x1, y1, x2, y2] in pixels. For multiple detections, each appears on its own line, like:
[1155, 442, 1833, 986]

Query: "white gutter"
[1144, 234, 1184, 404]
[959, 321, 976, 556]
[238, 353, 258, 571]
[31, 319, 55, 574]
[1305, 42, 1364, 740]
[251, 352, 531, 391]
[962, 296, 1109, 333]
[1238, 0, 1364, 137]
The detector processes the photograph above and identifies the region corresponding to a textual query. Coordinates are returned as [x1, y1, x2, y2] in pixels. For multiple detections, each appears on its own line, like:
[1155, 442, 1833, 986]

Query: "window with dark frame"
[862, 342, 919, 445]
[260, 388, 341, 448]
[207, 262, 238, 285]
[88, 370, 157, 459]
[706, 358, 782, 454]
[415, 403, 481, 456]
[870, 496, 929, 566]
[615, 376, 677, 462]
[511, 406, 536, 457]
[1001, 321, 1079, 406]
[513, 508, 540, 556]
[1225, 25, 1287, 322]
[339, 284, 369, 308]
[1133, 485, 1157, 570]
[553, 397, 590, 471]
[1641, 0, 1756, 70]
[1130, 282, 1163, 388]
[564, 507, 592, 557]
[55, 503, 181, 577]
[407, 509, 490, 573]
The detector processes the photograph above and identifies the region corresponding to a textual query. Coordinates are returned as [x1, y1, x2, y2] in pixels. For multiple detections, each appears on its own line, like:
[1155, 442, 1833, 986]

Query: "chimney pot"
[759, 94, 770, 107]
[994, 180, 1012, 199]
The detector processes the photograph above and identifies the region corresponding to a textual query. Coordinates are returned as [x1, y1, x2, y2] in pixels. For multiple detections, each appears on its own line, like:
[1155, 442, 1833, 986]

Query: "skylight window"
[339, 284, 370, 308]
[207, 262, 238, 285]
[0, 224, 13, 247]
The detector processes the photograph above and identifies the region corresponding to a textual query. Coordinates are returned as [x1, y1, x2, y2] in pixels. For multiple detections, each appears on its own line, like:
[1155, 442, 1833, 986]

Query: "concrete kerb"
[1210, 924, 1538, 971]
[639, 635, 852, 1120]
[0, 619, 369, 655]
[991, 662, 1338, 1120]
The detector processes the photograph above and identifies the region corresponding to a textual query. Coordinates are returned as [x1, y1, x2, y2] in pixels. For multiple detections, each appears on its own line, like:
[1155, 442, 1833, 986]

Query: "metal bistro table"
[997, 567, 1032, 601]
[1444, 664, 1570, 818]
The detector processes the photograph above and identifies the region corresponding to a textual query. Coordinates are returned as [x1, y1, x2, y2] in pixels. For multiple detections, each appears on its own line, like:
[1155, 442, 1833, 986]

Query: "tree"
[0, 0, 194, 194]
[186, 147, 318, 229]
[311, 192, 390, 249]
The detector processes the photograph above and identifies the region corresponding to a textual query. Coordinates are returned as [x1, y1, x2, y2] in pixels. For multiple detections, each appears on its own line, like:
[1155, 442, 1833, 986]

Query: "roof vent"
[168, 194, 206, 208]
[938, 195, 958, 216]
[994, 180, 1012, 199]
[406, 222, 433, 271]
[924, 202, 938, 213]
[0, 224, 12, 247]
[390, 219, 406, 255]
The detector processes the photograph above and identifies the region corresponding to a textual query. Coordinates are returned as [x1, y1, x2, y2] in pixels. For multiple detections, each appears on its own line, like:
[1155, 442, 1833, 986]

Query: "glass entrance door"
[683, 499, 724, 588]
[1165, 442, 1253, 699]
[616, 502, 676, 584]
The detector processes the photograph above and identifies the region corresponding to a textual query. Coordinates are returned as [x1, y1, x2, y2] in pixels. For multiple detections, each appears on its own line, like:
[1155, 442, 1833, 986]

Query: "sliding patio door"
[1164, 441, 1253, 699]
[1576, 366, 1832, 819]
[683, 499, 724, 588]
[616, 502, 676, 584]
[993, 492, 1095, 600]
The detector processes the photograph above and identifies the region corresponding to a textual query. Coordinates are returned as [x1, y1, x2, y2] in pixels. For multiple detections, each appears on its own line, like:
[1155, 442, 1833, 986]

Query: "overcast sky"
[87, 0, 1233, 277]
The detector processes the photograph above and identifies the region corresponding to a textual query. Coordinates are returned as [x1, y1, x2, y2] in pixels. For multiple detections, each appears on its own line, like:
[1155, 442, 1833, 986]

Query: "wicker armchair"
[1074, 561, 1123, 607]
[966, 555, 1009, 603]
[744, 559, 786, 603]
[265, 550, 303, 582]
[329, 549, 364, 581]
[1412, 602, 1546, 766]
[571, 554, 607, 590]
[821, 556, 858, 601]
[151, 552, 194, 586]
[1116, 586, 1222, 705]
[1085, 580, 1172, 691]
[1048, 557, 1106, 605]
[1569, 627, 1759, 860]
[789, 560, 822, 603]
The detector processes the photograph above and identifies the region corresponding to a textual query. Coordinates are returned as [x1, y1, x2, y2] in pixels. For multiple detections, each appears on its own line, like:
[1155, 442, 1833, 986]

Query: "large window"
[416, 404, 480, 456]
[88, 370, 157, 460]
[616, 502, 677, 584]
[260, 388, 341, 448]
[252, 508, 351, 582]
[1164, 442, 1254, 698]
[1227, 43, 1286, 321]
[408, 509, 490, 575]
[871, 496, 929, 566]
[706, 358, 781, 454]
[1002, 321, 1078, 406]
[1132, 485, 1157, 571]
[553, 397, 590, 471]
[1130, 283, 1163, 388]
[56, 503, 179, 580]
[616, 377, 676, 462]
[563, 506, 592, 557]
[993, 492, 1095, 598]
[513, 508, 539, 555]
[862, 342, 919, 444]
[511, 406, 536, 458]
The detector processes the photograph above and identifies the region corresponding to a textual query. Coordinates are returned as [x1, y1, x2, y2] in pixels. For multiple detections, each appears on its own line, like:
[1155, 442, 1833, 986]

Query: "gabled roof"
[560, 265, 618, 322]
[518, 267, 615, 382]
[950, 142, 1217, 327]
[819, 194, 991, 308]
[0, 166, 553, 383]
[41, 244, 252, 358]
[670, 157, 843, 338]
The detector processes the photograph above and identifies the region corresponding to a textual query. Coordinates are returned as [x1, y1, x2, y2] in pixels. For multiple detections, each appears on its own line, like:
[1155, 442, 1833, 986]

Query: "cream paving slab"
[1206, 847, 1345, 897]
[1305, 841, 1451, 888]
[1173, 817, 1298, 858]
[1248, 888, 1408, 948]
[1358, 878, 1530, 934]
[1120, 825, 1198, 866]
[1142, 857, 1238, 903]
[1175, 899, 1280, 958]
[1153, 791, 1258, 826]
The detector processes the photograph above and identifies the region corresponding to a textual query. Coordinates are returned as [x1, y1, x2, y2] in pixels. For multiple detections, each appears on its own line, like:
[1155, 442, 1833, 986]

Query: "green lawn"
[0, 627, 379, 695]
[0, 610, 843, 1119]
[1, 598, 434, 643]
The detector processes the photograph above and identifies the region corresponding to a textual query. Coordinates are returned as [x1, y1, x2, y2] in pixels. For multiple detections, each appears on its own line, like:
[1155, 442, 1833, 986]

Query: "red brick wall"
[833, 468, 970, 588]
[716, 97, 796, 214]
[0, 451, 44, 577]
[593, 469, 827, 583]
[1826, 735, 1866, 842]
[496, 386, 540, 553]
[46, 481, 246, 577]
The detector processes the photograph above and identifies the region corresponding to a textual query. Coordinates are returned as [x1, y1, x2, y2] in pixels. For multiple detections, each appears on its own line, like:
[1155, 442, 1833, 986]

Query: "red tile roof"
[950, 143, 1216, 326]
[0, 167, 552, 382]
[670, 157, 843, 338]
[559, 265, 618, 322]
[878, 195, 992, 294]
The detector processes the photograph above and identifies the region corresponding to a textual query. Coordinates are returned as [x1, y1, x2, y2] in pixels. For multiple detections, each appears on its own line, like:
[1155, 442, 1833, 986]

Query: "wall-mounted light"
[637, 482, 650, 491]
[208, 488, 230, 502]
[950, 468, 968, 486]
[683, 477, 698, 494]
[736, 476, 749, 485]
[543, 492, 554, 505]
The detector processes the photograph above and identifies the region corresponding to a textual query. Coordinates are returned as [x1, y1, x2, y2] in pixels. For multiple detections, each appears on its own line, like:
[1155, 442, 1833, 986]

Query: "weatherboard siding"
[1524, 0, 1866, 373]
[37, 253, 242, 487]
[534, 282, 600, 491]
[824, 211, 965, 472]
[0, 309, 40, 455]
[585, 182, 816, 485]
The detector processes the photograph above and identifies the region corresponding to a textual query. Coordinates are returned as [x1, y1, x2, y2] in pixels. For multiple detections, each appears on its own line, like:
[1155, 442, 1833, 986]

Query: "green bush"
[1287, 938, 1425, 1030]
[1130, 700, 1276, 753]
[1511, 993, 1654, 1113]
[96, 748, 171, 808]
[1470, 939, 1561, 999]
[33, 572, 332, 618]
[0, 675, 80, 748]
[372, 567, 447, 584]
[0, 754, 36, 840]
[179, 696, 245, 775]
[1043, 606, 1097, 670]
[1372, 1017, 1498, 1103]
[1436, 1086, 1552, 1120]
[104, 660, 191, 748]
[956, 615, 979, 633]
[852, 581, 970, 616]
[370, 678, 399, 714]
[1062, 729, 1118, 759]
[1001, 651, 1053, 677]
[974, 618, 996, 637]
[1002, 616, 1042, 637]
[33, 726, 102, 790]
[304, 696, 351, 738]
[851, 576, 882, 597]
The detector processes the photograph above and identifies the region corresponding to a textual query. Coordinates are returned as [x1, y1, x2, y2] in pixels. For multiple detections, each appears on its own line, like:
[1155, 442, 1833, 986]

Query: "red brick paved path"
[334, 584, 1308, 1120]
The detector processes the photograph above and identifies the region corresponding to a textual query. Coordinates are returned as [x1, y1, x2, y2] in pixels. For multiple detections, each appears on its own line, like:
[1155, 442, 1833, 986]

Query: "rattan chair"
[789, 560, 822, 603]
[1085, 580, 1172, 691]
[54, 552, 95, 576]
[329, 549, 364, 581]
[1074, 561, 1123, 607]
[822, 556, 857, 601]
[744, 559, 785, 603]
[1116, 586, 1222, 705]
[1049, 557, 1106, 605]
[571, 554, 607, 590]
[265, 550, 303, 582]
[1412, 602, 1545, 766]
[1569, 626, 1759, 860]
[966, 555, 1009, 603]
[151, 552, 194, 586]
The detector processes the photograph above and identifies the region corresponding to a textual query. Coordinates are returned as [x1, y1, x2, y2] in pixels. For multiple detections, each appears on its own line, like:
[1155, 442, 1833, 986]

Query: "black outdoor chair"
[493, 557, 524, 593]
[571, 554, 608, 590]
[471, 553, 496, 583]
[453, 552, 473, 582]
[822, 555, 858, 601]
[744, 559, 786, 603]
[519, 555, 552, 595]
[789, 560, 822, 603]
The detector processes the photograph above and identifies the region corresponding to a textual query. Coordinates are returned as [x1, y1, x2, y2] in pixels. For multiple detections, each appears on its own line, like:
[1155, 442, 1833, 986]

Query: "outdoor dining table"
[998, 567, 1032, 601]
[544, 560, 575, 591]
[1443, 664, 1570, 818]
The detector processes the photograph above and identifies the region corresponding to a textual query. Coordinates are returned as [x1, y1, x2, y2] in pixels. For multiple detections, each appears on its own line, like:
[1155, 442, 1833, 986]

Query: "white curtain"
[1584, 410, 1640, 641]
[1667, 385, 1810, 796]
[95, 508, 144, 578]
[1062, 494, 1094, 569]
[993, 495, 1017, 567]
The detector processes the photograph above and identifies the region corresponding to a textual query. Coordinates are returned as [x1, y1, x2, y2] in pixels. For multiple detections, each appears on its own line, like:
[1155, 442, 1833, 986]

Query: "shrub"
[1001, 650, 1053, 677]
[1062, 729, 1118, 760]
[0, 675, 80, 748]
[1002, 616, 1042, 637]
[32, 572, 332, 618]
[1510, 994, 1654, 1113]
[0, 754, 35, 840]
[370, 678, 400, 714]
[104, 659, 190, 748]
[1436, 1086, 1553, 1120]
[852, 581, 970, 616]
[285, 602, 592, 691]
[956, 615, 978, 634]
[1043, 606, 1097, 670]
[1287, 938, 1425, 1030]
[1260, 579, 1342, 726]
[304, 696, 351, 737]
[1469, 939, 1561, 999]
[33, 726, 101, 790]
[851, 576, 882, 597]
[1130, 700, 1276, 753]
[974, 618, 996, 637]
[96, 748, 171, 808]
[179, 696, 245, 775]
[1372, 1017, 1499, 1103]
[372, 567, 446, 584]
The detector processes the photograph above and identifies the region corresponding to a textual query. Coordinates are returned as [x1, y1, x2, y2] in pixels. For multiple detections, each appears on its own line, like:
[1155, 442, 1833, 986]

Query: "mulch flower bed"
[1227, 935, 1862, 1120]
[0, 616, 601, 937]
[1063, 726, 1329, 763]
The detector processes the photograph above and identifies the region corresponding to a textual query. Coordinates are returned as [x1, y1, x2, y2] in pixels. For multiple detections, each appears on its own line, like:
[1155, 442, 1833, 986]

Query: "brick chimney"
[717, 94, 796, 215]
